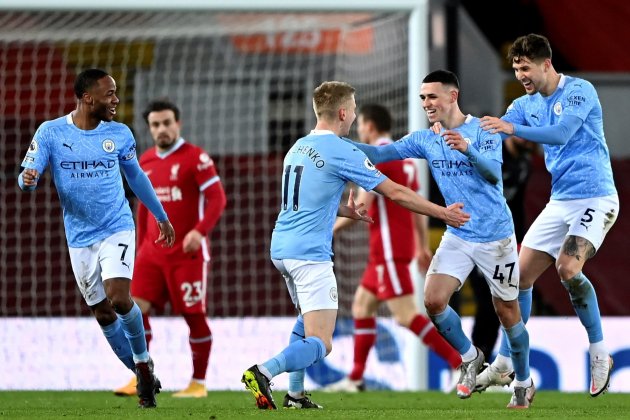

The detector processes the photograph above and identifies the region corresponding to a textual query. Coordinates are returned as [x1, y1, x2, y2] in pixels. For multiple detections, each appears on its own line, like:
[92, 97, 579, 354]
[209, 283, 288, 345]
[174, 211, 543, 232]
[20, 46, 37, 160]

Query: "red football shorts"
[361, 261, 414, 300]
[131, 248, 208, 314]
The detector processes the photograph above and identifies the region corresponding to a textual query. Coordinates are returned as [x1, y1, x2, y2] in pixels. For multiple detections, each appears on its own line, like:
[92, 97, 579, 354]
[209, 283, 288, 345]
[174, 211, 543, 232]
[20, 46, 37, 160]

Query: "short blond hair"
[312, 81, 356, 121]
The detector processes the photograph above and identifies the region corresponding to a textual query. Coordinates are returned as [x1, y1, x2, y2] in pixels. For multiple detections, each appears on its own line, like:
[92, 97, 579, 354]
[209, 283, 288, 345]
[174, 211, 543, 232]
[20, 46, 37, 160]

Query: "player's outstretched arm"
[480, 115, 582, 146]
[18, 168, 39, 191]
[345, 139, 402, 164]
[374, 178, 470, 228]
[337, 188, 374, 226]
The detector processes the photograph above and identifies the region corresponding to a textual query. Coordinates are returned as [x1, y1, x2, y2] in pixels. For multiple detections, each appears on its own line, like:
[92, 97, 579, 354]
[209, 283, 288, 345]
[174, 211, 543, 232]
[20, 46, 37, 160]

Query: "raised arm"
[373, 178, 470, 228]
[480, 114, 582, 146]
[345, 139, 403, 164]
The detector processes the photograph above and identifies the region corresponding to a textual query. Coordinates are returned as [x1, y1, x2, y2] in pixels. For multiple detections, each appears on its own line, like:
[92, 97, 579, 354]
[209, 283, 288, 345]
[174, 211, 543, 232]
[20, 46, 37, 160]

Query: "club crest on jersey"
[29, 139, 38, 153]
[102, 139, 115, 153]
[329, 287, 338, 302]
[197, 153, 214, 171]
[364, 158, 376, 171]
[170, 163, 180, 181]
[553, 101, 563, 116]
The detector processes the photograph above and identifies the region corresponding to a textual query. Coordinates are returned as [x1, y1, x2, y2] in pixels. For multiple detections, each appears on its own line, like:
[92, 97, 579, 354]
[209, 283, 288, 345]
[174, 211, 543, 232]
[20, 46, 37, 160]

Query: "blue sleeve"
[334, 144, 387, 192]
[121, 161, 168, 222]
[465, 127, 502, 184]
[19, 125, 51, 191]
[464, 147, 501, 184]
[513, 114, 582, 145]
[345, 139, 402, 164]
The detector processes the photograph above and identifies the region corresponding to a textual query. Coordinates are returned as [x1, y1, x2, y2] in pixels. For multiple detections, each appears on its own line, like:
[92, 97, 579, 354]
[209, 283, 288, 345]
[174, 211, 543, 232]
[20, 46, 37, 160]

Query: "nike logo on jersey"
[530, 114, 539, 120]
[121, 261, 130, 269]
[63, 143, 74, 151]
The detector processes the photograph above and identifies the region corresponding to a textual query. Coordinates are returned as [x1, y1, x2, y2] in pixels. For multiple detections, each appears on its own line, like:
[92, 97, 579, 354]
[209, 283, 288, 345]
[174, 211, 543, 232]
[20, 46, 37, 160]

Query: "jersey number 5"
[282, 165, 304, 211]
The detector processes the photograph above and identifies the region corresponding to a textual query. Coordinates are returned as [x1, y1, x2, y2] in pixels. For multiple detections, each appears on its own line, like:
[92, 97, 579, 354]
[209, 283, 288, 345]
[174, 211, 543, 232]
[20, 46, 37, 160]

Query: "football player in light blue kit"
[241, 81, 470, 410]
[479, 34, 618, 397]
[353, 70, 534, 409]
[18, 69, 175, 408]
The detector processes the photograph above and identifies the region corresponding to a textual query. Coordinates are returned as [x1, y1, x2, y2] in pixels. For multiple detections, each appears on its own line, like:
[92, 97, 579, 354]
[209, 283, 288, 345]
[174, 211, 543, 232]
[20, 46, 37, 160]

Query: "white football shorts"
[428, 231, 520, 301]
[68, 230, 136, 306]
[522, 194, 619, 259]
[271, 258, 338, 314]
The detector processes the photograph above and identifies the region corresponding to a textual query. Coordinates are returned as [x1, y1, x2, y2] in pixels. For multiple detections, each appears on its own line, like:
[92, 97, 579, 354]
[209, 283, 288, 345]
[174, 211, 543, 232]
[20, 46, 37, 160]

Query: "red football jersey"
[137, 139, 221, 260]
[367, 138, 419, 264]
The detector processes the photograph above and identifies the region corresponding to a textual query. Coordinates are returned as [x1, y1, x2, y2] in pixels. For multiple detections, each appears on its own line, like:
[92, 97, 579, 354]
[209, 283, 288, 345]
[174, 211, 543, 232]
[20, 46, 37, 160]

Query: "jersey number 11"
[282, 165, 304, 211]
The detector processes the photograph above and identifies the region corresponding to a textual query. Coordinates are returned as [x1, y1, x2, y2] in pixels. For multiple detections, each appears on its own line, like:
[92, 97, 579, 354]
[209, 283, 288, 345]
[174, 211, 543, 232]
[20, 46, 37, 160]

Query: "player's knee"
[351, 301, 370, 319]
[556, 261, 580, 281]
[423, 296, 447, 316]
[93, 307, 118, 326]
[109, 295, 133, 314]
[494, 301, 520, 327]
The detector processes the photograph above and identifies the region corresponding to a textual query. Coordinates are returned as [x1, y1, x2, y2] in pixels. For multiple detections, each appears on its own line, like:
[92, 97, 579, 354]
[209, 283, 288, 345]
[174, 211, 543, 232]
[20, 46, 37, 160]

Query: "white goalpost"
[0, 0, 434, 391]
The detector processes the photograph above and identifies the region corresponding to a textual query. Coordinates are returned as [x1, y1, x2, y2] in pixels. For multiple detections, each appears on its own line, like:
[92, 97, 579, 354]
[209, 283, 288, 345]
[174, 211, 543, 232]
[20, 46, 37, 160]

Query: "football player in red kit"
[326, 104, 461, 392]
[115, 99, 226, 398]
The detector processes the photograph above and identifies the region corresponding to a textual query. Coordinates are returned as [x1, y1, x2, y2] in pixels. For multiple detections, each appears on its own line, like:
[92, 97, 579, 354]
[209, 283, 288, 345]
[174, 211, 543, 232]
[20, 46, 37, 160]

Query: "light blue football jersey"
[21, 114, 137, 247]
[271, 130, 387, 261]
[503, 74, 616, 200]
[394, 115, 513, 242]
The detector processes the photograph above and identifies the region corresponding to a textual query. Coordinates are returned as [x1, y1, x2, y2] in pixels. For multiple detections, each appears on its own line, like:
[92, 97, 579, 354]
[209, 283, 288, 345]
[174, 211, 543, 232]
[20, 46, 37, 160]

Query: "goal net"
[0, 5, 441, 390]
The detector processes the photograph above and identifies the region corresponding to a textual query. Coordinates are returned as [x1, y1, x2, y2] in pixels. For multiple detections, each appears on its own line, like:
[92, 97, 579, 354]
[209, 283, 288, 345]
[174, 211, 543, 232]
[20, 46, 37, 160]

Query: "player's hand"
[442, 130, 469, 153]
[182, 229, 204, 253]
[416, 246, 433, 274]
[338, 189, 374, 223]
[480, 116, 514, 135]
[430, 121, 442, 134]
[155, 220, 175, 247]
[441, 202, 470, 228]
[21, 169, 40, 187]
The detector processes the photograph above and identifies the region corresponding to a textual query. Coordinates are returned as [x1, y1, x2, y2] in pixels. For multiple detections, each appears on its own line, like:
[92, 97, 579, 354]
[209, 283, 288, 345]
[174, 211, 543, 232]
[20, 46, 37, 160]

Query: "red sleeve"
[193, 181, 227, 235]
[136, 200, 149, 247]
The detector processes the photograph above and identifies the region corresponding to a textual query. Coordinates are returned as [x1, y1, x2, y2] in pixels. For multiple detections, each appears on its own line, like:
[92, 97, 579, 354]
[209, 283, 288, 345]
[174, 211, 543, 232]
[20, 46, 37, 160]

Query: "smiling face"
[147, 109, 181, 151]
[512, 56, 550, 95]
[419, 81, 457, 125]
[86, 75, 119, 122]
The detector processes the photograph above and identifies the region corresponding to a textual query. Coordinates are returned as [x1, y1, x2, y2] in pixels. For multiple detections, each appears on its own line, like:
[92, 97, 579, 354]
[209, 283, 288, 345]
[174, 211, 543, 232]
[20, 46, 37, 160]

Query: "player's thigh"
[68, 243, 106, 307]
[166, 259, 208, 314]
[519, 246, 554, 288]
[426, 232, 476, 295]
[522, 200, 570, 260]
[563, 194, 620, 258]
[132, 248, 169, 310]
[271, 258, 299, 310]
[474, 234, 520, 302]
[99, 230, 136, 281]
[282, 259, 338, 315]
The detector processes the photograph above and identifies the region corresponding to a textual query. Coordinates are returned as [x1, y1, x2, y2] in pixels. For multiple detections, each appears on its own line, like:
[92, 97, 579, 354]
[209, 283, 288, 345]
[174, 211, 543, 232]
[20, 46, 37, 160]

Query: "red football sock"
[349, 317, 377, 381]
[409, 314, 461, 369]
[142, 313, 152, 350]
[184, 313, 212, 381]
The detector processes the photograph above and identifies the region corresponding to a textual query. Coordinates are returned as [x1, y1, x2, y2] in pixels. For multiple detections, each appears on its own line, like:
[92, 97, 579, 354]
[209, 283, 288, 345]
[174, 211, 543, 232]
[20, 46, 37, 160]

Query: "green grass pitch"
[0, 390, 628, 419]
